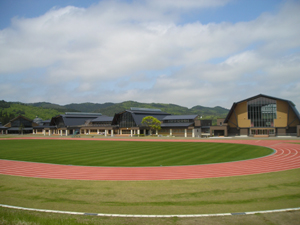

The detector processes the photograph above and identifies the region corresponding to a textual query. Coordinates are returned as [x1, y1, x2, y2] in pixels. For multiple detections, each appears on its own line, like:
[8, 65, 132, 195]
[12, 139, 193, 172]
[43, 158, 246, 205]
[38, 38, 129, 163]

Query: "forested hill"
[0, 101, 67, 125]
[93, 101, 229, 118]
[0, 100, 229, 125]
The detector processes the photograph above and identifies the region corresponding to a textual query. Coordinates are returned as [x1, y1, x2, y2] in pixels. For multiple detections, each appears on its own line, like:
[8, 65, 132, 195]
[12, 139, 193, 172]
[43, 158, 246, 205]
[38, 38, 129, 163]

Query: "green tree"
[141, 116, 161, 134]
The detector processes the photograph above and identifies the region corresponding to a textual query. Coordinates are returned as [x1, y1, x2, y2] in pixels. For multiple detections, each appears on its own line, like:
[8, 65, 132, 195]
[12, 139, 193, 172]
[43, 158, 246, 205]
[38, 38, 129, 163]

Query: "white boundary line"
[1, 204, 299, 218]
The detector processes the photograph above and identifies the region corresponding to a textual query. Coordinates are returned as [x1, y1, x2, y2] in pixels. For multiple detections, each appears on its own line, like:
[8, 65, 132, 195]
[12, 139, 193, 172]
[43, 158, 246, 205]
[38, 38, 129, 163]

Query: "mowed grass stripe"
[0, 140, 273, 167]
[0, 169, 299, 216]
[0, 140, 221, 166]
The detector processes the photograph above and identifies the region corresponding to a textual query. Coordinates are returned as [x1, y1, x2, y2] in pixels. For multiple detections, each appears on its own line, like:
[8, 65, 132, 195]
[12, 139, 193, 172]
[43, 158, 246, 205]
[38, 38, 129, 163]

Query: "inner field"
[0, 140, 273, 167]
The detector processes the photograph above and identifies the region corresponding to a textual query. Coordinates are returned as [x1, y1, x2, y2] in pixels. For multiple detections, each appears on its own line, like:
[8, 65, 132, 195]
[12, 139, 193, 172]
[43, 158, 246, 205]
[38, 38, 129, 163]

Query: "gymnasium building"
[211, 94, 300, 137]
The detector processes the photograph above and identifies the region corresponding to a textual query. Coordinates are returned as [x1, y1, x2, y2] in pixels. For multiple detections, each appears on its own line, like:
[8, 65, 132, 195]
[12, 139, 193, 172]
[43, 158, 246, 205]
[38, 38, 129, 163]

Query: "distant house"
[49, 112, 103, 136]
[4, 115, 39, 134]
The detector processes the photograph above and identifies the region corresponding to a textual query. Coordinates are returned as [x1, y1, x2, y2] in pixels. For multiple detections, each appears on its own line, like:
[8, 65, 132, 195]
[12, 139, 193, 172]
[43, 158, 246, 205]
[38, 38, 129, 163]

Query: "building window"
[121, 130, 131, 134]
[251, 129, 275, 135]
[248, 97, 277, 127]
[166, 119, 191, 123]
[118, 112, 136, 128]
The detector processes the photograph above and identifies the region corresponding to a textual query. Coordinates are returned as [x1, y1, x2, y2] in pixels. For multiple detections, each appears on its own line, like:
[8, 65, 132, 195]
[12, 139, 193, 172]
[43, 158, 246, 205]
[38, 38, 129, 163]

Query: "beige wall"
[217, 119, 225, 125]
[236, 101, 251, 128]
[227, 101, 250, 128]
[274, 100, 300, 128]
[274, 100, 288, 127]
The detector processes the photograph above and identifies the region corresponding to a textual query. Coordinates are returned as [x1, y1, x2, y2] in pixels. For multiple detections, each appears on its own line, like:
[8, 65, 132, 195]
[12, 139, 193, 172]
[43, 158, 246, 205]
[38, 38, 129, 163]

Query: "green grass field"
[0, 139, 273, 166]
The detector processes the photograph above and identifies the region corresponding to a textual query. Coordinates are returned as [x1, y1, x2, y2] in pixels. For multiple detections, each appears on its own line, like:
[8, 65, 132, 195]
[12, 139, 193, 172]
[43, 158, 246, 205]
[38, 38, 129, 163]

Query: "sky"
[0, 0, 300, 110]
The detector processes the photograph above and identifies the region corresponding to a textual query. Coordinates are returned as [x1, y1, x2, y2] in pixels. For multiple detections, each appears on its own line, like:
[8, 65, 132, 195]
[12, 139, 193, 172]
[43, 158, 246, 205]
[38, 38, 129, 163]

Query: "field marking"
[1, 203, 299, 218]
[0, 138, 299, 181]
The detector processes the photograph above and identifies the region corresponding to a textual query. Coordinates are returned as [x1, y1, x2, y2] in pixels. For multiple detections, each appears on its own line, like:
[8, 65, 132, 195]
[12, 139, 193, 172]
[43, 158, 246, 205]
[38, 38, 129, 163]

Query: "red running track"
[0, 138, 299, 181]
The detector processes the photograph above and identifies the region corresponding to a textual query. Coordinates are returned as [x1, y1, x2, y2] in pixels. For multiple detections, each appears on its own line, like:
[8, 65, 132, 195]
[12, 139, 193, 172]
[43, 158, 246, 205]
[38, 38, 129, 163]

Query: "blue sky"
[0, 0, 299, 109]
[0, 0, 282, 28]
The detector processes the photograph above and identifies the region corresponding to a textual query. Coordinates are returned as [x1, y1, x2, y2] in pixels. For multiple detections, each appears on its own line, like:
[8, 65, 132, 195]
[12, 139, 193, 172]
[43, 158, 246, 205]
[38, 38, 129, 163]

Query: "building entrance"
[250, 129, 275, 136]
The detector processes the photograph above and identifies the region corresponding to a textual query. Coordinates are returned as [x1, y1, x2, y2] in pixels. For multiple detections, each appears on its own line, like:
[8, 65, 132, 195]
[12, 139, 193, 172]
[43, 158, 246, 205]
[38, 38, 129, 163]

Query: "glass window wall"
[118, 112, 136, 128]
[248, 97, 277, 127]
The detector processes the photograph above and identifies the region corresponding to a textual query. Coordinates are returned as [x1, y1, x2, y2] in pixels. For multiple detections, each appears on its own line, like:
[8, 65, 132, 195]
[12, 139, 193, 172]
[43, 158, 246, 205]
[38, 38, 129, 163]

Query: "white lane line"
[1, 204, 299, 218]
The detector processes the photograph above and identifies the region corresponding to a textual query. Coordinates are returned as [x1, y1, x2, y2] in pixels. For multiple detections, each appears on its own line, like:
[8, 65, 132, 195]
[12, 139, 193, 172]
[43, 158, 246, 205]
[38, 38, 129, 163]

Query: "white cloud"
[0, 0, 300, 110]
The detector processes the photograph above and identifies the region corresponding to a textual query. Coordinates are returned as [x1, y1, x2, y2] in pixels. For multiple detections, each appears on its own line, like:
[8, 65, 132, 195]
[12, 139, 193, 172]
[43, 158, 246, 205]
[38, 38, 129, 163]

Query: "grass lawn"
[0, 139, 273, 166]
[0, 169, 299, 215]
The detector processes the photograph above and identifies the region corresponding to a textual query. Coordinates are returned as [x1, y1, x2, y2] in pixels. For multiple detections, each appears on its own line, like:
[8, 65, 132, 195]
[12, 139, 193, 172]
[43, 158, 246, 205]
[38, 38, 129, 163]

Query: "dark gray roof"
[33, 125, 56, 129]
[0, 125, 7, 130]
[51, 113, 102, 127]
[61, 114, 101, 118]
[163, 115, 198, 120]
[92, 116, 113, 122]
[62, 116, 96, 126]
[112, 109, 171, 127]
[65, 112, 102, 116]
[9, 115, 33, 123]
[7, 127, 33, 131]
[161, 122, 194, 128]
[0, 122, 7, 129]
[41, 120, 51, 126]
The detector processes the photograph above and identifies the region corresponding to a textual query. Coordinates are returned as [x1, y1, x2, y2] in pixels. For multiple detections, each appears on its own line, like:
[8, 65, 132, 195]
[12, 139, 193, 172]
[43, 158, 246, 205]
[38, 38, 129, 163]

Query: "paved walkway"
[0, 138, 299, 180]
